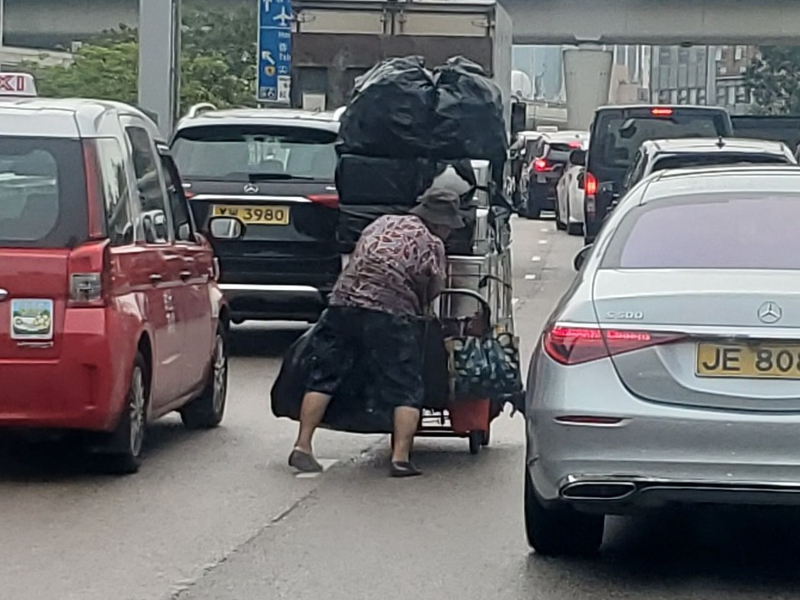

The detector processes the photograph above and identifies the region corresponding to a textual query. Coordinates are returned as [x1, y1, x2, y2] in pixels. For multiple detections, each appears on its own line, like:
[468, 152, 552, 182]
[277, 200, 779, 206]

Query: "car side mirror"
[178, 222, 192, 242]
[569, 149, 586, 167]
[574, 245, 592, 271]
[208, 217, 245, 240]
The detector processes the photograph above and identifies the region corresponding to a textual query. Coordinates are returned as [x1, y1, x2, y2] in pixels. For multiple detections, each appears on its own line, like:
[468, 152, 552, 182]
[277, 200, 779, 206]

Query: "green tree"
[745, 47, 800, 115]
[23, 4, 259, 114]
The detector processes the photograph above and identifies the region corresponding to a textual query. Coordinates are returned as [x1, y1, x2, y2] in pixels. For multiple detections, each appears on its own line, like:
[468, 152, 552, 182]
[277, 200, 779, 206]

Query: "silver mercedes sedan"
[525, 165, 800, 557]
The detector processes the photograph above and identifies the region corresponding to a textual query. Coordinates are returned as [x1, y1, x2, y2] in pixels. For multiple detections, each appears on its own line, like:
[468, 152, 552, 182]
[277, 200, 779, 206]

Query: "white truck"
[290, 0, 513, 128]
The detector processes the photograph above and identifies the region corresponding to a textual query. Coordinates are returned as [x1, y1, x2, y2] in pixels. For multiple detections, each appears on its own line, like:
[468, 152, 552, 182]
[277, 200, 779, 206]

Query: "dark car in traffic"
[519, 130, 587, 220]
[172, 106, 340, 323]
[574, 105, 734, 243]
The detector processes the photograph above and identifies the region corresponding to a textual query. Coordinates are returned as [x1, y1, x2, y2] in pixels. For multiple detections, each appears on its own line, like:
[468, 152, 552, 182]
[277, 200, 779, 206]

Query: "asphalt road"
[4, 216, 800, 600]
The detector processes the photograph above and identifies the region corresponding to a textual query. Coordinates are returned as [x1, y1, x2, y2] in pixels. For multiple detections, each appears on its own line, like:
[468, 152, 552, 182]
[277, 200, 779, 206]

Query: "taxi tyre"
[180, 323, 229, 430]
[97, 352, 150, 475]
[525, 468, 604, 557]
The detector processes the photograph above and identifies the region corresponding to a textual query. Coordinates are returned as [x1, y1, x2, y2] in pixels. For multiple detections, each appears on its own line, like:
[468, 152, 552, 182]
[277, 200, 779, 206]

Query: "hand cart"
[416, 288, 502, 455]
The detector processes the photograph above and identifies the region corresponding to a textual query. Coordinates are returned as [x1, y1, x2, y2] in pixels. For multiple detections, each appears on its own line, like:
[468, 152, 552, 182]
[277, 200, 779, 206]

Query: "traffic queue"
[0, 63, 521, 476]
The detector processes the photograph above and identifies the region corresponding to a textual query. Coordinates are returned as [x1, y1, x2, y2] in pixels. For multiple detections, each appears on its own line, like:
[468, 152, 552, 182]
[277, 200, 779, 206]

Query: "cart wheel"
[481, 429, 491, 447]
[469, 431, 483, 455]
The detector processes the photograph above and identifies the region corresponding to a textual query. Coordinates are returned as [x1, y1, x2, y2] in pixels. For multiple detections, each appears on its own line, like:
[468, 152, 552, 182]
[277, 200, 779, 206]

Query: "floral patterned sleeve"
[419, 238, 447, 306]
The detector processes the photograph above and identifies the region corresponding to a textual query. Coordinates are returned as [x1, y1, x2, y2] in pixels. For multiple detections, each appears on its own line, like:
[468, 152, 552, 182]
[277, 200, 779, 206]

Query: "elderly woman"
[288, 188, 463, 478]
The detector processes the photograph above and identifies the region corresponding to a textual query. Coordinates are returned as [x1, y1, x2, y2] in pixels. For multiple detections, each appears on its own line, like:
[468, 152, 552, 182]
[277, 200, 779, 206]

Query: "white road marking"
[295, 458, 338, 479]
[538, 240, 548, 244]
[531, 256, 542, 262]
[540, 227, 549, 233]
[512, 297, 520, 305]
[524, 274, 537, 280]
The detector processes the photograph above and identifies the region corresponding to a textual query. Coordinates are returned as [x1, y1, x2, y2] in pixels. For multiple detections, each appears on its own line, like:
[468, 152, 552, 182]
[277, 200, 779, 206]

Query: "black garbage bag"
[431, 57, 507, 163]
[336, 204, 412, 254]
[271, 318, 449, 433]
[335, 155, 437, 206]
[338, 56, 437, 159]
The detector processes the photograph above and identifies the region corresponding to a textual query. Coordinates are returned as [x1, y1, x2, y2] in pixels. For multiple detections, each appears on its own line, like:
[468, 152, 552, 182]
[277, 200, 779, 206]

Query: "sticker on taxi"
[11, 299, 54, 340]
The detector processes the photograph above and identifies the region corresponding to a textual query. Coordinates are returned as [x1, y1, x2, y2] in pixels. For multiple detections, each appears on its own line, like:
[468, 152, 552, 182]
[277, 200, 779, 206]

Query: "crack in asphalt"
[167, 436, 388, 600]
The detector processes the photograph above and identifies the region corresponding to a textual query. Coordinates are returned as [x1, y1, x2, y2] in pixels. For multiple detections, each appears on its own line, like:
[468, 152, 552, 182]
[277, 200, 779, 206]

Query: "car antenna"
[716, 136, 726, 149]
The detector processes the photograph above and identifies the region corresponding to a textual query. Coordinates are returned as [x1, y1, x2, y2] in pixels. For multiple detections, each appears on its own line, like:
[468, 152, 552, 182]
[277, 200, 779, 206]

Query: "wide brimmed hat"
[409, 188, 465, 229]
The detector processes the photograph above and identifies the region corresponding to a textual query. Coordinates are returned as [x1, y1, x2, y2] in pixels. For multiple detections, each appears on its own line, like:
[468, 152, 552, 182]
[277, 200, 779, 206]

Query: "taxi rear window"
[0, 137, 87, 248]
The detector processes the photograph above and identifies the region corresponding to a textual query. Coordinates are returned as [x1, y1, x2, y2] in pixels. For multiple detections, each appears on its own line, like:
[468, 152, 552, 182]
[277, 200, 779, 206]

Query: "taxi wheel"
[181, 324, 228, 430]
[100, 352, 148, 475]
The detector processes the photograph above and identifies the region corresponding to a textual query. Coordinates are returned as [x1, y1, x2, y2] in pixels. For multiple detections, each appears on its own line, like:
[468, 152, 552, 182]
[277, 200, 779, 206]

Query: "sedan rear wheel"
[525, 469, 604, 557]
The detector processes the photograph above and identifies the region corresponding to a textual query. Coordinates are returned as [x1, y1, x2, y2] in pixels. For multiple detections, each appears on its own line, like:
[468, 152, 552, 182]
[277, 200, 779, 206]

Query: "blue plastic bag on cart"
[450, 332, 522, 401]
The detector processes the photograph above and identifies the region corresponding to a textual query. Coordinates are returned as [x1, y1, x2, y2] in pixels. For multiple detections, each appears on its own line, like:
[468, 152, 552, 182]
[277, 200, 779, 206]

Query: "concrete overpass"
[6, 0, 800, 47]
[6, 0, 800, 134]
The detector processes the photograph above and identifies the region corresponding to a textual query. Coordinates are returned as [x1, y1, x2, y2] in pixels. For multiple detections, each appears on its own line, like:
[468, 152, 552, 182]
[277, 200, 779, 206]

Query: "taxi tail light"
[82, 140, 106, 239]
[68, 241, 112, 308]
[306, 193, 339, 209]
[543, 325, 685, 365]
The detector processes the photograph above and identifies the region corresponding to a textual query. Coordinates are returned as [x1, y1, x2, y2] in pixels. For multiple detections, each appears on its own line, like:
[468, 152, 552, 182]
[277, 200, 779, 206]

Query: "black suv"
[172, 107, 340, 323]
[575, 105, 734, 244]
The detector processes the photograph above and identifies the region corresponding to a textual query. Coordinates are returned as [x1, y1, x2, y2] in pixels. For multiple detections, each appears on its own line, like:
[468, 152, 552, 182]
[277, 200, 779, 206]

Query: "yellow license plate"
[212, 205, 289, 225]
[696, 342, 800, 379]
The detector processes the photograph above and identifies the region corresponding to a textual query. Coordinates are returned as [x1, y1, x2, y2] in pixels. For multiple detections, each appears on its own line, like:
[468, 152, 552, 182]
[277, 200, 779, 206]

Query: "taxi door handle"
[179, 270, 192, 281]
[149, 273, 163, 284]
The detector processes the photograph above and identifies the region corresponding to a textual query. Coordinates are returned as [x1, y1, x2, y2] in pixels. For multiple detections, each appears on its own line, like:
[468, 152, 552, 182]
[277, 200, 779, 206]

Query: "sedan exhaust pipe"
[561, 481, 636, 501]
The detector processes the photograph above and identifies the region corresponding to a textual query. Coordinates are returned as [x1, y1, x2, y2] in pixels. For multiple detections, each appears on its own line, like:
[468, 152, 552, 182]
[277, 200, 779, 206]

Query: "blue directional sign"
[257, 0, 293, 104]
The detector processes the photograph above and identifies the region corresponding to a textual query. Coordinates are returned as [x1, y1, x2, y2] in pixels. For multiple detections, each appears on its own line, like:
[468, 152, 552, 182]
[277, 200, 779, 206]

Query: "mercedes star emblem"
[243, 183, 259, 194]
[758, 301, 783, 324]
[0, 288, 7, 302]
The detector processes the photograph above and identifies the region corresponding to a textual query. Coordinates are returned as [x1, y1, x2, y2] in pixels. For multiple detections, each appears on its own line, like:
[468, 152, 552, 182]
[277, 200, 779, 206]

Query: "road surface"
[2, 217, 800, 600]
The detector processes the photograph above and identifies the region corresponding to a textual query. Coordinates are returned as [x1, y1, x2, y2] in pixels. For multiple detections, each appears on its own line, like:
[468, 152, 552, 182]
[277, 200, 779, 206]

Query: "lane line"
[531, 256, 542, 262]
[524, 274, 537, 280]
[538, 240, 548, 244]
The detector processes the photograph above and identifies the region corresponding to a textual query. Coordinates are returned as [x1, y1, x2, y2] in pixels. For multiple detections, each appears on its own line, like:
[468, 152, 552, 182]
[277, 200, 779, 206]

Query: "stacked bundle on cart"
[335, 55, 508, 255]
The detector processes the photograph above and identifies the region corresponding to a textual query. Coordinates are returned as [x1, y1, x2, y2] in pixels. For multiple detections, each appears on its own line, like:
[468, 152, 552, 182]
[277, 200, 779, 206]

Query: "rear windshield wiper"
[246, 173, 316, 181]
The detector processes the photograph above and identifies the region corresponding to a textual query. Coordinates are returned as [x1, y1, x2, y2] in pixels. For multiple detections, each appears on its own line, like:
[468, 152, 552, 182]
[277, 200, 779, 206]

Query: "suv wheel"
[181, 324, 229, 429]
[525, 469, 604, 557]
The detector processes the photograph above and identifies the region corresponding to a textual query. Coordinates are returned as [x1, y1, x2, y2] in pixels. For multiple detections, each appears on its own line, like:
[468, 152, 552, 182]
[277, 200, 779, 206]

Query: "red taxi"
[0, 74, 235, 473]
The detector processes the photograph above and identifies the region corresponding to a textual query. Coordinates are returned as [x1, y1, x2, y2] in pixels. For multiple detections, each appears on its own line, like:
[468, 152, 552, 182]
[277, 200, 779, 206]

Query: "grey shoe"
[289, 449, 323, 473]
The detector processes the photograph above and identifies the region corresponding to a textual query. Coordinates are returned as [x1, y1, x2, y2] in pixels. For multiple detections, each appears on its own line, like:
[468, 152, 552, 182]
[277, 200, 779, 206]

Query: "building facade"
[650, 44, 757, 113]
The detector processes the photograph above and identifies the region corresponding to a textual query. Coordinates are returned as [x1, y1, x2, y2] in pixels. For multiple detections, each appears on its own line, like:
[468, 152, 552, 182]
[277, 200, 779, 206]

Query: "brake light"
[568, 141, 582, 148]
[651, 107, 674, 117]
[82, 141, 105, 239]
[306, 193, 339, 209]
[533, 158, 549, 172]
[543, 325, 685, 365]
[68, 241, 111, 308]
[584, 172, 598, 196]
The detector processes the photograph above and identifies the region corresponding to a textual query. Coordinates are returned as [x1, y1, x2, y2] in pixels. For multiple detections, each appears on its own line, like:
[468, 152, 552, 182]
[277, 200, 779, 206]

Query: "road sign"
[258, 0, 293, 104]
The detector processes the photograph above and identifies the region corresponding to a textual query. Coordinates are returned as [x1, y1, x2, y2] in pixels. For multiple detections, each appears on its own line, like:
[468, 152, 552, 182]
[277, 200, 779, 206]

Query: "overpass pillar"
[563, 48, 613, 131]
[138, 0, 181, 135]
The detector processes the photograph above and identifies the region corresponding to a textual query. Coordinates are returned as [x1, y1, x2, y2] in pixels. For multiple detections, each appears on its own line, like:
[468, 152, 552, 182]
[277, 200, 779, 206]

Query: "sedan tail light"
[533, 158, 550, 172]
[543, 325, 685, 365]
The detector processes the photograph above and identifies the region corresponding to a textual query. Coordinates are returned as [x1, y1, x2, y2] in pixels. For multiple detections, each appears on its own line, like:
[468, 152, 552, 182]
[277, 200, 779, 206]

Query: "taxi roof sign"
[0, 73, 38, 98]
